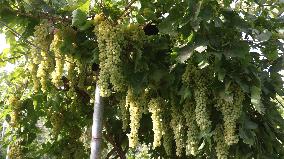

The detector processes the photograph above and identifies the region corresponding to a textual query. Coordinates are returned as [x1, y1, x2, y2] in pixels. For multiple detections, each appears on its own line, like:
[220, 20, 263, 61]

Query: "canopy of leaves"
[0, 0, 284, 158]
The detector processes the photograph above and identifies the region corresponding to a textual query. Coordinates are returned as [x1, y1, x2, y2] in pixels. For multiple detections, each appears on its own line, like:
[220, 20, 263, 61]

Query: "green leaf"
[72, 9, 87, 28]
[78, 0, 90, 13]
[176, 42, 208, 63]
[251, 86, 265, 114]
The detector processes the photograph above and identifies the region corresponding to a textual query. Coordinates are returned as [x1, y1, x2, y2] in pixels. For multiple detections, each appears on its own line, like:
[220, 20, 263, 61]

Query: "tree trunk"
[90, 84, 104, 159]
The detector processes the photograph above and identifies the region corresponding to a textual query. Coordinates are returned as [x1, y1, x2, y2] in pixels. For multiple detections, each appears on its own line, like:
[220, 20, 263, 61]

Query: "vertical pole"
[90, 84, 104, 159]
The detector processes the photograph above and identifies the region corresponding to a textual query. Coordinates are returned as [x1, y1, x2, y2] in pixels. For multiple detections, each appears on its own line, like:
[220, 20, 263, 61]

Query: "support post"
[90, 84, 104, 159]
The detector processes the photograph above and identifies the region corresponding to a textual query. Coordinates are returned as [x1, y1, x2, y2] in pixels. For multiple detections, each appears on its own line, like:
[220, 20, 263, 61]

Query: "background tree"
[0, 0, 284, 158]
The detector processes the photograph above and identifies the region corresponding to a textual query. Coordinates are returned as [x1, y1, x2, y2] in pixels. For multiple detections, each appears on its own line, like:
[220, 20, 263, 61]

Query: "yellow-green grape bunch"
[182, 102, 199, 156]
[170, 105, 186, 156]
[34, 22, 50, 50]
[93, 14, 104, 25]
[216, 86, 244, 146]
[66, 55, 77, 96]
[162, 122, 173, 156]
[28, 62, 40, 92]
[28, 47, 41, 92]
[94, 19, 125, 97]
[194, 71, 212, 131]
[126, 88, 143, 148]
[8, 142, 24, 159]
[182, 62, 197, 86]
[37, 58, 49, 93]
[50, 111, 64, 136]
[51, 31, 64, 88]
[77, 60, 86, 89]
[148, 97, 165, 148]
[214, 125, 229, 159]
[34, 23, 53, 93]
[8, 95, 21, 110]
[7, 95, 21, 126]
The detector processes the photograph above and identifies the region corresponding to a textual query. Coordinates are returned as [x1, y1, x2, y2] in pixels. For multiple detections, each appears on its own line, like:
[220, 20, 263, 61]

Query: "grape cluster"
[182, 62, 196, 86]
[148, 97, 165, 148]
[51, 31, 64, 88]
[126, 88, 143, 148]
[214, 125, 229, 159]
[34, 23, 53, 93]
[194, 84, 211, 131]
[50, 111, 64, 136]
[28, 47, 41, 92]
[77, 60, 86, 89]
[29, 22, 51, 93]
[94, 20, 125, 97]
[28, 62, 40, 92]
[193, 69, 212, 132]
[7, 95, 21, 127]
[162, 126, 173, 156]
[8, 142, 24, 159]
[66, 55, 77, 96]
[170, 104, 186, 156]
[34, 22, 50, 50]
[216, 86, 244, 145]
[182, 102, 199, 156]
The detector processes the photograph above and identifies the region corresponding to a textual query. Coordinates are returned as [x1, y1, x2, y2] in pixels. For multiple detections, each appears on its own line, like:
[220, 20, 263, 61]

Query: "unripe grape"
[214, 125, 229, 159]
[170, 104, 186, 156]
[51, 31, 64, 88]
[126, 88, 144, 148]
[182, 102, 199, 156]
[148, 97, 165, 148]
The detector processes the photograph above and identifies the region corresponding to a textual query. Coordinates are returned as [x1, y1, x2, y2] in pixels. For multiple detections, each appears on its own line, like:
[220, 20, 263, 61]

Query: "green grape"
[194, 84, 211, 131]
[28, 63, 40, 92]
[51, 31, 64, 88]
[193, 69, 212, 132]
[148, 97, 165, 148]
[77, 60, 87, 89]
[34, 22, 53, 93]
[182, 62, 197, 86]
[162, 120, 173, 156]
[37, 60, 48, 92]
[8, 142, 24, 159]
[34, 22, 50, 50]
[182, 102, 199, 156]
[66, 55, 77, 96]
[7, 95, 21, 127]
[126, 88, 143, 148]
[170, 104, 186, 156]
[94, 20, 126, 96]
[215, 85, 244, 145]
[50, 111, 64, 136]
[214, 125, 229, 159]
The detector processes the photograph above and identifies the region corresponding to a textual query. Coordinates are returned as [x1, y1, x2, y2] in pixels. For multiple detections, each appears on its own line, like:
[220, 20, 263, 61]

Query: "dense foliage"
[0, 0, 284, 158]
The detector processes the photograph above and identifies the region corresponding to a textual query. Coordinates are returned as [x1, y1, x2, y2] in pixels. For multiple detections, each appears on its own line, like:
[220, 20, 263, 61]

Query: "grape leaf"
[251, 86, 265, 114]
[72, 9, 87, 28]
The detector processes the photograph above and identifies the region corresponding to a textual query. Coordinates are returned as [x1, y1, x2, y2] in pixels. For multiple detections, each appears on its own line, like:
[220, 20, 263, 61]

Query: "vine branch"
[120, 0, 138, 18]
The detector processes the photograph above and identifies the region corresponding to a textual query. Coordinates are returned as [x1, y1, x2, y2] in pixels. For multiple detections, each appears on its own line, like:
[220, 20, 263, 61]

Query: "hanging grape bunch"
[34, 22, 53, 93]
[148, 97, 165, 148]
[7, 95, 21, 127]
[182, 101, 199, 156]
[94, 15, 126, 97]
[51, 29, 64, 88]
[125, 88, 144, 148]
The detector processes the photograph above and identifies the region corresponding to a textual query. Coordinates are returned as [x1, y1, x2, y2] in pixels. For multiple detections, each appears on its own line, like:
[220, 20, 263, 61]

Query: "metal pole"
[90, 84, 104, 159]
